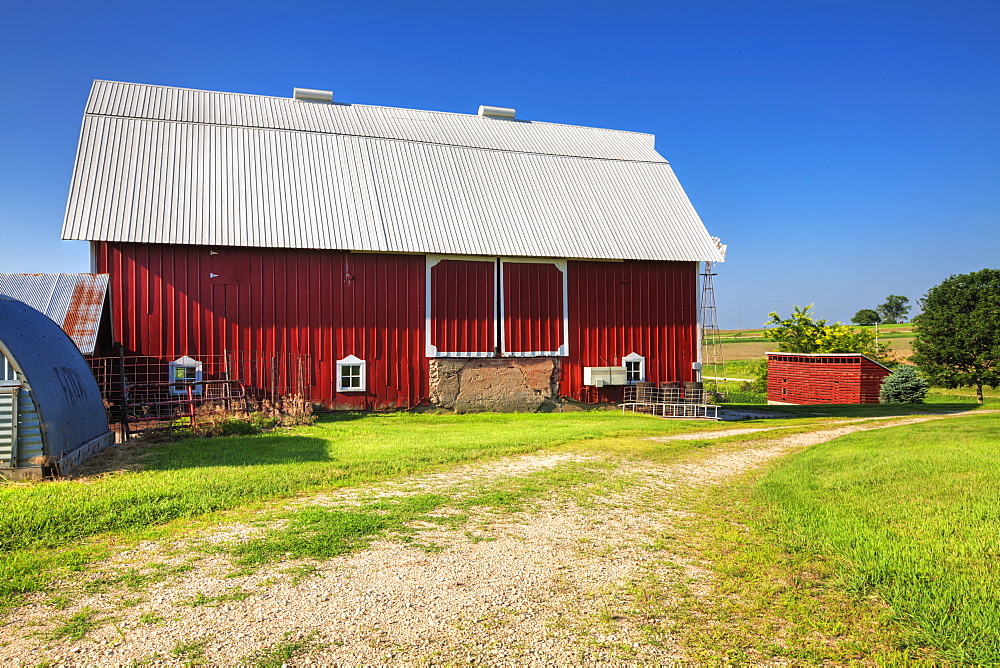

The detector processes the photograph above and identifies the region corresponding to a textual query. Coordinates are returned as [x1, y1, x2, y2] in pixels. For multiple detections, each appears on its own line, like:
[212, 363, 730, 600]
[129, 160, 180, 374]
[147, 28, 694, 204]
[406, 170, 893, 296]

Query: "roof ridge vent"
[478, 105, 516, 120]
[294, 88, 334, 104]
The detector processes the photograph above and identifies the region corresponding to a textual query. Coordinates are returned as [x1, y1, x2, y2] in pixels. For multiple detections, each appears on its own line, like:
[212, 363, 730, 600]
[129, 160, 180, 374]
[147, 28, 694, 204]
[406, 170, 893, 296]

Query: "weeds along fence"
[87, 351, 313, 439]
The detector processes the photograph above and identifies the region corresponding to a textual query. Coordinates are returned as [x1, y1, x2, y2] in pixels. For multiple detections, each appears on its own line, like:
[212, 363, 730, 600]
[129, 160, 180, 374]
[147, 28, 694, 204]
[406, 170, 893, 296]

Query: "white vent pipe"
[478, 105, 516, 119]
[294, 88, 334, 103]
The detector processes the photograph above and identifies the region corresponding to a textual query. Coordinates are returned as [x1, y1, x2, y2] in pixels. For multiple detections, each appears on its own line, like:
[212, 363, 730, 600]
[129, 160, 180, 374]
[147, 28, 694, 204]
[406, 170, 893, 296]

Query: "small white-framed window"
[169, 356, 203, 395]
[336, 355, 367, 392]
[623, 352, 646, 384]
[1, 352, 18, 385]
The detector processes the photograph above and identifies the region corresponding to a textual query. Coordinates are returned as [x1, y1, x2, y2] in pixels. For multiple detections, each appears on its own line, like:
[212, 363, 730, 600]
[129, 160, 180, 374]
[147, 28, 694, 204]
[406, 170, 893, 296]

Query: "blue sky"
[2, 0, 997, 328]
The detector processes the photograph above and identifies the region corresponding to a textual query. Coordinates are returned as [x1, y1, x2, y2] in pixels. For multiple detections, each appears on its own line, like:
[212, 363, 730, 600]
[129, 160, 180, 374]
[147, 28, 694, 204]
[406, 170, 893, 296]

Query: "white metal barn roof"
[63, 80, 725, 263]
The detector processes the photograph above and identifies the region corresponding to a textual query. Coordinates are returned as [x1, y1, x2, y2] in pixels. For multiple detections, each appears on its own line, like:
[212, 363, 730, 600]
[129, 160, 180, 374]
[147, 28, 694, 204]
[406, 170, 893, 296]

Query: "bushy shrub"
[879, 366, 929, 404]
[722, 390, 767, 405]
[746, 358, 768, 393]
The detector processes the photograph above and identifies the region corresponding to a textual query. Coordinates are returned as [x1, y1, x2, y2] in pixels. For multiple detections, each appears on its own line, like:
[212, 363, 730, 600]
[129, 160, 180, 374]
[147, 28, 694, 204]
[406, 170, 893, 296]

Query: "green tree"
[911, 269, 1000, 404]
[851, 308, 881, 325]
[879, 366, 929, 404]
[764, 305, 889, 359]
[876, 295, 911, 324]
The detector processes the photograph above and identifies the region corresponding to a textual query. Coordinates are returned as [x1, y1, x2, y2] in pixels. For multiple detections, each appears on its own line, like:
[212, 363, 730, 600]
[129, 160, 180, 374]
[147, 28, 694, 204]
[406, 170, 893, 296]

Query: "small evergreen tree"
[879, 366, 929, 404]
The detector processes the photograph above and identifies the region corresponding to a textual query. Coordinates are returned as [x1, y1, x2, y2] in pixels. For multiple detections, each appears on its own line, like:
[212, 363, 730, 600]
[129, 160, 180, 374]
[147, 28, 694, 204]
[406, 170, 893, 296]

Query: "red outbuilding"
[62, 81, 726, 411]
[766, 353, 892, 405]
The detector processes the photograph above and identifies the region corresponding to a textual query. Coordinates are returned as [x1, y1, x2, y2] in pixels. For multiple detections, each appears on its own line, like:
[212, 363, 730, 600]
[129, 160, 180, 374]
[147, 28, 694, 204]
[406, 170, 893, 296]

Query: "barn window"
[169, 356, 203, 395]
[0, 353, 16, 384]
[623, 352, 646, 383]
[336, 355, 366, 392]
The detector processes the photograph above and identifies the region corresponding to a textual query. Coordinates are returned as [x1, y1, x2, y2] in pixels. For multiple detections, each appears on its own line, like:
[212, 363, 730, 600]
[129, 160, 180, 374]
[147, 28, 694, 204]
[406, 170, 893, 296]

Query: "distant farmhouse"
[61, 81, 725, 411]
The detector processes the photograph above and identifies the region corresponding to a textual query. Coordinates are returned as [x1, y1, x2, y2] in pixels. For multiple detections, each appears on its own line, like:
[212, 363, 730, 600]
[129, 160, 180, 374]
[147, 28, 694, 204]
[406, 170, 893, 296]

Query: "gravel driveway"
[0, 413, 970, 665]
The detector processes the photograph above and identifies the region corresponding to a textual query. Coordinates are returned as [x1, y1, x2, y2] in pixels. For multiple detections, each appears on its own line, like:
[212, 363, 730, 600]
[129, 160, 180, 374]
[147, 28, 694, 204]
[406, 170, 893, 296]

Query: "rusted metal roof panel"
[62, 109, 724, 262]
[84, 80, 663, 162]
[0, 274, 108, 355]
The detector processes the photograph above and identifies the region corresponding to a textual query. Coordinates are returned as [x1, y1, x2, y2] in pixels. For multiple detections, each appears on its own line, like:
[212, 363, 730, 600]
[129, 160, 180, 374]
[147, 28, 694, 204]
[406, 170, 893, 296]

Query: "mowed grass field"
[0, 412, 721, 612]
[758, 413, 1000, 662]
[1, 406, 998, 661]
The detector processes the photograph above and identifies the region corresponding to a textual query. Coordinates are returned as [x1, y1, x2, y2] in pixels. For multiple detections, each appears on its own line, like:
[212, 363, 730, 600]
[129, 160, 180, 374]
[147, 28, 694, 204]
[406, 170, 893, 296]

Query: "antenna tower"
[700, 261, 726, 396]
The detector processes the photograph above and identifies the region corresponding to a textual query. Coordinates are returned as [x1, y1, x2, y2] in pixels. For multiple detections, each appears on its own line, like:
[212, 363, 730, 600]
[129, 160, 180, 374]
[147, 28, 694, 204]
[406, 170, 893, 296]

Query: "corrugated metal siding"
[502, 262, 564, 355]
[63, 115, 722, 262]
[97, 242, 428, 409]
[85, 80, 662, 162]
[0, 274, 109, 355]
[766, 354, 891, 404]
[560, 260, 698, 402]
[429, 259, 495, 355]
[16, 387, 43, 467]
[0, 297, 110, 459]
[0, 387, 16, 468]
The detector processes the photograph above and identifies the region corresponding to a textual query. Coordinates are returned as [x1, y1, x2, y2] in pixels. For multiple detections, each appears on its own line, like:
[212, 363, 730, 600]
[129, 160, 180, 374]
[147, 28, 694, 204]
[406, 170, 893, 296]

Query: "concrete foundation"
[430, 358, 560, 413]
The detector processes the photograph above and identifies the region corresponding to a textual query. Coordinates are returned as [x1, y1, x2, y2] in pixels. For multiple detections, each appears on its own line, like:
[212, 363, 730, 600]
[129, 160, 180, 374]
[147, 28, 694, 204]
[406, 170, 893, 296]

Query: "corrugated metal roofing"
[84, 80, 662, 162]
[0, 274, 109, 355]
[63, 81, 725, 263]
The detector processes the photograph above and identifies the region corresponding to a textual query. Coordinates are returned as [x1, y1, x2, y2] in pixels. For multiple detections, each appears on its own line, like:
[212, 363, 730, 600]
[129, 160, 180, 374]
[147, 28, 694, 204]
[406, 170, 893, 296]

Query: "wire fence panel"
[87, 351, 312, 438]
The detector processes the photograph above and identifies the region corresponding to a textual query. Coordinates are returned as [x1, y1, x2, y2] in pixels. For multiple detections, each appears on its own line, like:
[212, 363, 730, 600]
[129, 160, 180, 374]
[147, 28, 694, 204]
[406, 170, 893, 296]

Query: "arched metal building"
[0, 296, 113, 479]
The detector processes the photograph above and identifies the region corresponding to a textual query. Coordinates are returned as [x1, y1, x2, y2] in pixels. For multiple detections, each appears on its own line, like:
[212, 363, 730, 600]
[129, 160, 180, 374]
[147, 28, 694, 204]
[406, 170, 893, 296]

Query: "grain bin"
[0, 296, 113, 479]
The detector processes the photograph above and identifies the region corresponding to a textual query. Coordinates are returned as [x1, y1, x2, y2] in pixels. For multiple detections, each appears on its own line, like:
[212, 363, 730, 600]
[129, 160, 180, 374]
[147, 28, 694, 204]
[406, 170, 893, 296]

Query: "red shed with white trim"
[767, 353, 892, 405]
[62, 81, 726, 411]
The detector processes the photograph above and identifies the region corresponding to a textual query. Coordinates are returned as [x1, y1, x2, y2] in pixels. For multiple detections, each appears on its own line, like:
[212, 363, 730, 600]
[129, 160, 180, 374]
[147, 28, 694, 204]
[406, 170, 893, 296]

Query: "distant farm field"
[714, 340, 771, 361]
[716, 327, 915, 362]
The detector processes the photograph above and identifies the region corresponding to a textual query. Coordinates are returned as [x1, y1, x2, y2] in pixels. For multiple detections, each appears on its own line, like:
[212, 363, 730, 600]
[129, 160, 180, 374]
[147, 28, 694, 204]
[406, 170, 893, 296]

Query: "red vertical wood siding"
[429, 259, 495, 354]
[502, 261, 564, 354]
[99, 243, 701, 409]
[766, 354, 891, 404]
[561, 260, 698, 402]
[95, 242, 427, 409]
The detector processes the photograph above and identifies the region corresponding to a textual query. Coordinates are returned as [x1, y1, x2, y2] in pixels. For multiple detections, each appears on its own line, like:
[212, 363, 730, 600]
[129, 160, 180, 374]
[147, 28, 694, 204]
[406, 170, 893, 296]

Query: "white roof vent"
[478, 105, 516, 120]
[294, 88, 334, 104]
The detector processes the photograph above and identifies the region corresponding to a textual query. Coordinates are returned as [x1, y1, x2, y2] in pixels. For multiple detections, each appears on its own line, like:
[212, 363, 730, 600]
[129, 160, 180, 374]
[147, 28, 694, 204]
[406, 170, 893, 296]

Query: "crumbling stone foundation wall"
[429, 358, 561, 413]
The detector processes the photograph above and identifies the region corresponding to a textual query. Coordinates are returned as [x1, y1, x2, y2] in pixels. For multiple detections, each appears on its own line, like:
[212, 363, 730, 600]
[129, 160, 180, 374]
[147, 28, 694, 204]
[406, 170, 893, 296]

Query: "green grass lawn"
[0, 411, 719, 611]
[3, 407, 998, 662]
[756, 413, 1000, 662]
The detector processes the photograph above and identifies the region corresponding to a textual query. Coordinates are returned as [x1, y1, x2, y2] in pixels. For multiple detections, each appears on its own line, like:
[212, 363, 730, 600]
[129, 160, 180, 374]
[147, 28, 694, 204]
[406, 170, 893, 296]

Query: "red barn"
[767, 353, 892, 405]
[62, 81, 726, 411]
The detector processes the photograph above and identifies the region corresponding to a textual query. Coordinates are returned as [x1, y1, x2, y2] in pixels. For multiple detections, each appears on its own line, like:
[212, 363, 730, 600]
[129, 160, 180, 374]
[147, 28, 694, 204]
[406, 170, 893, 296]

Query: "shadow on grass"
[141, 435, 335, 471]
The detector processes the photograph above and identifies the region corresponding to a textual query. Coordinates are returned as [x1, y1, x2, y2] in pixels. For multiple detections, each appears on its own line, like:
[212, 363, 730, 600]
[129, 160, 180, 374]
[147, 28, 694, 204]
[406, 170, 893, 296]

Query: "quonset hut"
[61, 81, 726, 411]
[0, 296, 113, 478]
